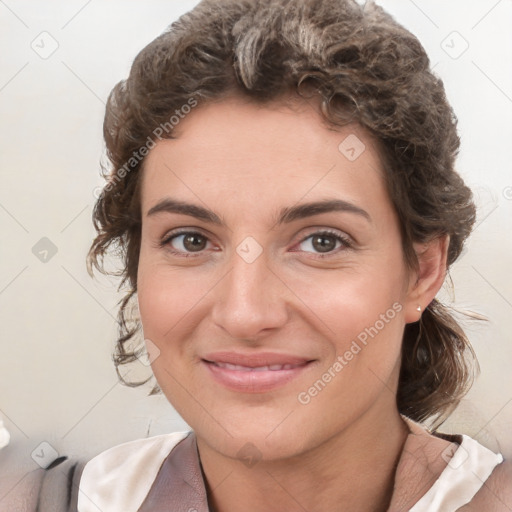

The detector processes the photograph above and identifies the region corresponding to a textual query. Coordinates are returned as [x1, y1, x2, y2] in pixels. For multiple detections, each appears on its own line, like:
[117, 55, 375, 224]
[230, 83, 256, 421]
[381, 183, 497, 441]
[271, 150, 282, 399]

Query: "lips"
[202, 352, 315, 393]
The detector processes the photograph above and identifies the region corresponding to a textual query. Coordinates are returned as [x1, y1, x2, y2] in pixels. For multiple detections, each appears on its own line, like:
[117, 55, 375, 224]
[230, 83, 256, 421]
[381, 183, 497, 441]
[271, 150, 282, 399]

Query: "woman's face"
[137, 96, 419, 460]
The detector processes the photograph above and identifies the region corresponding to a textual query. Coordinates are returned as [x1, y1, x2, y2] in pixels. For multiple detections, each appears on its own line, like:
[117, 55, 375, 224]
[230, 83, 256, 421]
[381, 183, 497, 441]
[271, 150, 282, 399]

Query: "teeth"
[213, 362, 301, 371]
[252, 365, 270, 372]
[223, 363, 241, 370]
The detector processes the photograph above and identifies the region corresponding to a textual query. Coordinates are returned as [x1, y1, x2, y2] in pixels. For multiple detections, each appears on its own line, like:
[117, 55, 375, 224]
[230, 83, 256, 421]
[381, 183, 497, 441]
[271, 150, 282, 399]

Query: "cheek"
[286, 252, 408, 386]
[137, 255, 208, 340]
[308, 282, 405, 385]
[286, 254, 407, 336]
[293, 275, 406, 430]
[136, 262, 203, 406]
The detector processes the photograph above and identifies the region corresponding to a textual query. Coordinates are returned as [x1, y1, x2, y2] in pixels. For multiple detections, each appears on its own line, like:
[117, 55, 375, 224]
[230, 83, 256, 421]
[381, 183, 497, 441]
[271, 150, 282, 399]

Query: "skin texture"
[137, 96, 449, 512]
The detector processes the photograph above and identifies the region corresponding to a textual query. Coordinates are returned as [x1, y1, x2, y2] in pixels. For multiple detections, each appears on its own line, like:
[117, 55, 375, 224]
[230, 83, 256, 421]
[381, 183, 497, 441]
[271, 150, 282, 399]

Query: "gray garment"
[138, 432, 210, 512]
[0, 456, 85, 512]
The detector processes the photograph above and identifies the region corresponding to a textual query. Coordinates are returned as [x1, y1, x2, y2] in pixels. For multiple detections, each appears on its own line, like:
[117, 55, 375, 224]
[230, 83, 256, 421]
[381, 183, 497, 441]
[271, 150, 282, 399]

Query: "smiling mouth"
[201, 356, 315, 392]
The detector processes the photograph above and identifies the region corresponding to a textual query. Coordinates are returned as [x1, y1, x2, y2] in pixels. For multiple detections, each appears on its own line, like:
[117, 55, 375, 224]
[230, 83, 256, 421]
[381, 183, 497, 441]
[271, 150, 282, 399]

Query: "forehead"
[140, 96, 390, 222]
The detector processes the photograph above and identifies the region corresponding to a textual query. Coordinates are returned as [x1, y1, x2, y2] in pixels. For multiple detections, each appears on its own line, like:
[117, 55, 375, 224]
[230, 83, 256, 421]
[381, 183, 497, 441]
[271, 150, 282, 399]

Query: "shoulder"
[78, 431, 191, 512]
[0, 466, 44, 512]
[0, 456, 86, 512]
[392, 417, 506, 512]
[457, 459, 512, 511]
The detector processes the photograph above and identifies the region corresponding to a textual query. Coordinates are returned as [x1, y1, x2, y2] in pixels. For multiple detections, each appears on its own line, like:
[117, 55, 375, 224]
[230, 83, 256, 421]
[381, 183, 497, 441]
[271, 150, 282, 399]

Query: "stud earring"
[417, 305, 422, 312]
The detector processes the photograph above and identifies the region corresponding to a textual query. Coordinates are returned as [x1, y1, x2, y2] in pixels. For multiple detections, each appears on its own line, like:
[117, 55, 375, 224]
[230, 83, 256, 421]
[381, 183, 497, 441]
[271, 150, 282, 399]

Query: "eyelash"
[159, 228, 353, 259]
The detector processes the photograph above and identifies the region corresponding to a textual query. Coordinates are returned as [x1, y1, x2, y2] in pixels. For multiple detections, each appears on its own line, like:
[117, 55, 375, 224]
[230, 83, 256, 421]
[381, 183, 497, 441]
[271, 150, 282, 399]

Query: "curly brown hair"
[88, 0, 478, 429]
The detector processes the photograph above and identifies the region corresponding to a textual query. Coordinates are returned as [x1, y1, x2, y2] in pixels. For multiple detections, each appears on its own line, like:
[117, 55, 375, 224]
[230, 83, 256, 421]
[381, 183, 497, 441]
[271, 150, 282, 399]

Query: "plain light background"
[0, 0, 511, 492]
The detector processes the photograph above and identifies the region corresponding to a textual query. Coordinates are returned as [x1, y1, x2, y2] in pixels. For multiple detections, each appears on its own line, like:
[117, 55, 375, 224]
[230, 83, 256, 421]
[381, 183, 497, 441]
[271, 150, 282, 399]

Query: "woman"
[7, 0, 510, 510]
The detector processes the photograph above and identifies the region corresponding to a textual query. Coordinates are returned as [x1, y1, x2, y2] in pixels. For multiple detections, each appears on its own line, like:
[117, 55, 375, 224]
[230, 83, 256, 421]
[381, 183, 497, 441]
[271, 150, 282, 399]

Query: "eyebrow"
[146, 198, 371, 226]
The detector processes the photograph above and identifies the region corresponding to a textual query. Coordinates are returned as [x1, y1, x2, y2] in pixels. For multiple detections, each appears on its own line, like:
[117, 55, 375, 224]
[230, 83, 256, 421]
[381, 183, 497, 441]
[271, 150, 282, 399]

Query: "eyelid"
[160, 227, 212, 244]
[296, 227, 352, 244]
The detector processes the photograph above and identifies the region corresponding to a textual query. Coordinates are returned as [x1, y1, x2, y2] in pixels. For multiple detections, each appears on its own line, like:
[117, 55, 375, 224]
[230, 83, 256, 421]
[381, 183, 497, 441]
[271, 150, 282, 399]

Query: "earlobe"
[404, 234, 450, 323]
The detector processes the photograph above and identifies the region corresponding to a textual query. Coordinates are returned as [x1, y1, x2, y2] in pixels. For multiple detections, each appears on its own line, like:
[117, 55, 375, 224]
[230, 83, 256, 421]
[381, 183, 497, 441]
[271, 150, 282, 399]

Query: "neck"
[197, 405, 410, 512]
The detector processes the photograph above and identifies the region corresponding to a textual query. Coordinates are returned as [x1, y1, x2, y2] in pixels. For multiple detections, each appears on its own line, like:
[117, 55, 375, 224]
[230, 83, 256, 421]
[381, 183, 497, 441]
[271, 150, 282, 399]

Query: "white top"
[78, 431, 189, 512]
[77, 426, 504, 512]
[410, 433, 504, 511]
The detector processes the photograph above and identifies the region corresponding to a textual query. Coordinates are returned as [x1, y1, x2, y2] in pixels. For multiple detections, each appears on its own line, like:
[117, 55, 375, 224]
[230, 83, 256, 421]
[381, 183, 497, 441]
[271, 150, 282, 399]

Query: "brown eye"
[162, 231, 211, 255]
[296, 230, 352, 256]
[311, 234, 337, 253]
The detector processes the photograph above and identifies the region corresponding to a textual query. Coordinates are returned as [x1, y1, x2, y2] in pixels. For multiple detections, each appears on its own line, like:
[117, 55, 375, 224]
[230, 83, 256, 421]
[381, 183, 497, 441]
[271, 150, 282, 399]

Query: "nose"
[210, 247, 289, 342]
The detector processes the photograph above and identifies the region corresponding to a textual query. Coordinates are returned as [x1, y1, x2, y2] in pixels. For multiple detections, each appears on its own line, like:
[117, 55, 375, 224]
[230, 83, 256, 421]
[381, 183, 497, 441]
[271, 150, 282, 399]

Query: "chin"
[191, 407, 318, 463]
[207, 430, 308, 463]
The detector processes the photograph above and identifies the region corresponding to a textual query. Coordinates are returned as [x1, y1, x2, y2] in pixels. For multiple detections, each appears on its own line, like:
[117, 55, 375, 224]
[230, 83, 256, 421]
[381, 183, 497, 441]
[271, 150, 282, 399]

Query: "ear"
[403, 234, 450, 324]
